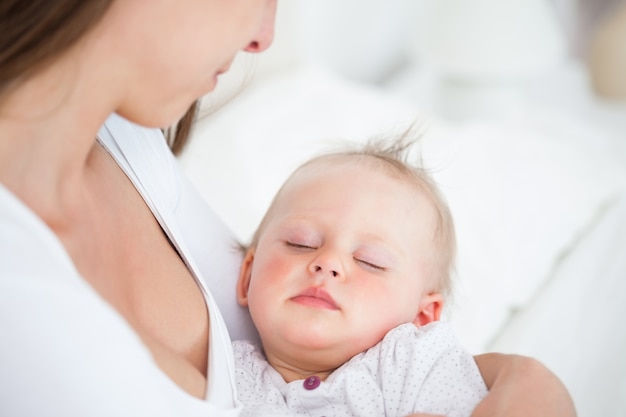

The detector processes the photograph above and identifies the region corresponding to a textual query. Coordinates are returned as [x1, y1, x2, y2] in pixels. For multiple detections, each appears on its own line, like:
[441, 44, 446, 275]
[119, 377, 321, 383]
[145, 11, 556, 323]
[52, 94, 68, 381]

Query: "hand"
[472, 353, 577, 417]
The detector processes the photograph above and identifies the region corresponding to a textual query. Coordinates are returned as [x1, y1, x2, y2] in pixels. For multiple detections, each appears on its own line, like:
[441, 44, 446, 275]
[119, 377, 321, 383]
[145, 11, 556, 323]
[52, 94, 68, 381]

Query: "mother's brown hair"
[0, 0, 196, 154]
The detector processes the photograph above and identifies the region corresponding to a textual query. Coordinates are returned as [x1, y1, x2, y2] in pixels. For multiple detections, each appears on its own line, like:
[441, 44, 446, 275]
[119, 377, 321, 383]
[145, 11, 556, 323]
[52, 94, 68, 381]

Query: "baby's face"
[239, 160, 441, 373]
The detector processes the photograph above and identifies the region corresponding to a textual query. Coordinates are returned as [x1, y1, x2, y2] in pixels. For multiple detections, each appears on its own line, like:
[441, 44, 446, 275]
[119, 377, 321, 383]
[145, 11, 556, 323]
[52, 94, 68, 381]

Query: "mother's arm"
[409, 353, 577, 417]
[471, 353, 576, 416]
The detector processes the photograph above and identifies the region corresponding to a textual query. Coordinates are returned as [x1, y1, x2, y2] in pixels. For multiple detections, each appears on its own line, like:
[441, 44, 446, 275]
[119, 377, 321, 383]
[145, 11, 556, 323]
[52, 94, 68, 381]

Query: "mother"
[0, 1, 575, 416]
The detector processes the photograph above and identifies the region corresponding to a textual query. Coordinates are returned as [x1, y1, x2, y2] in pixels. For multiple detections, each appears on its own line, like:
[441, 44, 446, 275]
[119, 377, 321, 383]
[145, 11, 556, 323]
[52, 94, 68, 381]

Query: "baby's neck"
[273, 363, 334, 383]
[264, 353, 337, 383]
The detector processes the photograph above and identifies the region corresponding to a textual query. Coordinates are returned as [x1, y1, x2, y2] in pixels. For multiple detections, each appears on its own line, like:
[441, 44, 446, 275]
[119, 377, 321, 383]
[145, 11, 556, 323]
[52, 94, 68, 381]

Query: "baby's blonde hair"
[247, 128, 456, 299]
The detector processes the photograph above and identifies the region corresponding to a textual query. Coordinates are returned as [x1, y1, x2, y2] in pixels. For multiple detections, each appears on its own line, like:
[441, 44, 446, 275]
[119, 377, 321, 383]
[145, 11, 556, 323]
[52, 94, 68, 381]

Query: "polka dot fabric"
[233, 322, 487, 417]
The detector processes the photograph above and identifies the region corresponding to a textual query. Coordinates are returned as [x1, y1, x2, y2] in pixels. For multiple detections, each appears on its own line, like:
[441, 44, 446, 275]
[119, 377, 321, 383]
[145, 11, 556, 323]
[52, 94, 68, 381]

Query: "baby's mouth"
[290, 287, 339, 310]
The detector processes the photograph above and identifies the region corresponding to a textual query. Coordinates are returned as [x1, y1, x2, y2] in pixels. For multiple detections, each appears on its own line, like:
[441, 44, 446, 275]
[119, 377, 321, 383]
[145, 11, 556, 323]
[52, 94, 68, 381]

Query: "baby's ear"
[413, 292, 443, 327]
[236, 249, 255, 307]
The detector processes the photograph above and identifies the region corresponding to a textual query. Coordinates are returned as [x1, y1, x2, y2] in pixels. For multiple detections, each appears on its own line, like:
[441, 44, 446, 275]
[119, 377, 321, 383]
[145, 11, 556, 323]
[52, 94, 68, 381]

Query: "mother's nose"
[244, 0, 277, 54]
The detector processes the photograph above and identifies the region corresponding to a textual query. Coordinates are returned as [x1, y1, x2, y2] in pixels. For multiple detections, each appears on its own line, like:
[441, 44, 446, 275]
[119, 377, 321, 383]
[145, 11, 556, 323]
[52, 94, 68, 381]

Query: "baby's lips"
[291, 286, 339, 310]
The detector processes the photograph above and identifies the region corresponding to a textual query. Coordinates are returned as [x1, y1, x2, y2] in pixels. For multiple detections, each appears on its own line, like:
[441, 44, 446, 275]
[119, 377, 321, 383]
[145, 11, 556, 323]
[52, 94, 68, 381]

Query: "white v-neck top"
[0, 113, 258, 416]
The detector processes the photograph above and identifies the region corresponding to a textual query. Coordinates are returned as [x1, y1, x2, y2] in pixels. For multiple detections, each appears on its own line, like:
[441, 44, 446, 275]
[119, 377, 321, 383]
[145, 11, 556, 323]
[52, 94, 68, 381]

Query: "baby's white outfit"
[234, 322, 488, 417]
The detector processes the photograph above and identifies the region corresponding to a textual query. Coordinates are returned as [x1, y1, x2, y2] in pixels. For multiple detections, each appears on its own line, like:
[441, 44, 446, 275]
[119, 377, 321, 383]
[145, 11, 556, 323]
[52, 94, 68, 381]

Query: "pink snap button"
[303, 375, 321, 390]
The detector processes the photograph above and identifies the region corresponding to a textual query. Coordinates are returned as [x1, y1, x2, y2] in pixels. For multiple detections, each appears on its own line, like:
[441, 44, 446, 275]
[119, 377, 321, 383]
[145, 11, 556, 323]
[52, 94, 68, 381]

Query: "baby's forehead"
[291, 154, 427, 194]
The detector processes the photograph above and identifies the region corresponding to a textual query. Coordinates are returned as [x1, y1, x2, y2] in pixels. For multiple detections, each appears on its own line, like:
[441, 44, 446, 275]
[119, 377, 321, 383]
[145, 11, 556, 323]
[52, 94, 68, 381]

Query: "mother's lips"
[290, 287, 339, 310]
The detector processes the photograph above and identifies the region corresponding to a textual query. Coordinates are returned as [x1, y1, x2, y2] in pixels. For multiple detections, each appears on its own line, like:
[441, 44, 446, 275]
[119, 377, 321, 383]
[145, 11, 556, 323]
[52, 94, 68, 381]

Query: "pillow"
[422, 117, 626, 350]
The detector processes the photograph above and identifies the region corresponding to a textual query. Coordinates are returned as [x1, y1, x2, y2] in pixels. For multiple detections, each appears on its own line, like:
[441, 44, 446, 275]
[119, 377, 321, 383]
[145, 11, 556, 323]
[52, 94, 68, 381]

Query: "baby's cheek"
[252, 254, 294, 287]
[374, 288, 418, 325]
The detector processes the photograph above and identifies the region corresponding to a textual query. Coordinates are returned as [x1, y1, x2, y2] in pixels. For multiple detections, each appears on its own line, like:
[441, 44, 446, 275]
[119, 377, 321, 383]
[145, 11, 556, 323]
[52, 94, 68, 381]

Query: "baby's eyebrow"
[278, 220, 320, 239]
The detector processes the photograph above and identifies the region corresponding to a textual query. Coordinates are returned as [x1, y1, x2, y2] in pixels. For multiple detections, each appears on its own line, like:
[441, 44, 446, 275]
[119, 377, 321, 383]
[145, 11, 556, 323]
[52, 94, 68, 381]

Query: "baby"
[233, 133, 487, 417]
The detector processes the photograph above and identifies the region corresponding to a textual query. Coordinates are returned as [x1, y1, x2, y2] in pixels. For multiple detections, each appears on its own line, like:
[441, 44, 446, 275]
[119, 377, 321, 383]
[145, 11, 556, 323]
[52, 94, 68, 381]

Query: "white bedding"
[490, 193, 626, 417]
[181, 64, 626, 416]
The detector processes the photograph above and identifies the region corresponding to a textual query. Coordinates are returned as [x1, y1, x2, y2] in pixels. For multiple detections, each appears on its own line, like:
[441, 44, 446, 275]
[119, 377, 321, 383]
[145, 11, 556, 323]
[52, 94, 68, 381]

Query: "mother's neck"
[0, 44, 122, 225]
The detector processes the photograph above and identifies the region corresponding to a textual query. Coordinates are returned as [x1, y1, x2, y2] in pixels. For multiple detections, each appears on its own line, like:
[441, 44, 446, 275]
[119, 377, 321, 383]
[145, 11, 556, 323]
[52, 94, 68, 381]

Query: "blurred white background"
[204, 0, 626, 155]
[231, 0, 626, 121]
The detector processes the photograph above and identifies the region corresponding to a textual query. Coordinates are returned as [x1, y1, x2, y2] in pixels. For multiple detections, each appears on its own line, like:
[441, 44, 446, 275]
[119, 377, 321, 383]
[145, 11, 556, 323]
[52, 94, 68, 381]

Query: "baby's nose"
[311, 264, 339, 277]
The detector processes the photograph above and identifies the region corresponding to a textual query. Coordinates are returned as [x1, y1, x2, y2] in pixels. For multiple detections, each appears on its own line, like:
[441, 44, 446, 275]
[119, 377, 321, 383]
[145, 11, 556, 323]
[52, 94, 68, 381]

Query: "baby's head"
[237, 133, 456, 381]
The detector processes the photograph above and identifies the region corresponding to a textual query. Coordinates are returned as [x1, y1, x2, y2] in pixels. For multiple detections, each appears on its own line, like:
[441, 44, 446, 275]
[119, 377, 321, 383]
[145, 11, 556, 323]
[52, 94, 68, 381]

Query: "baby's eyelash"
[355, 258, 387, 271]
[285, 241, 314, 250]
